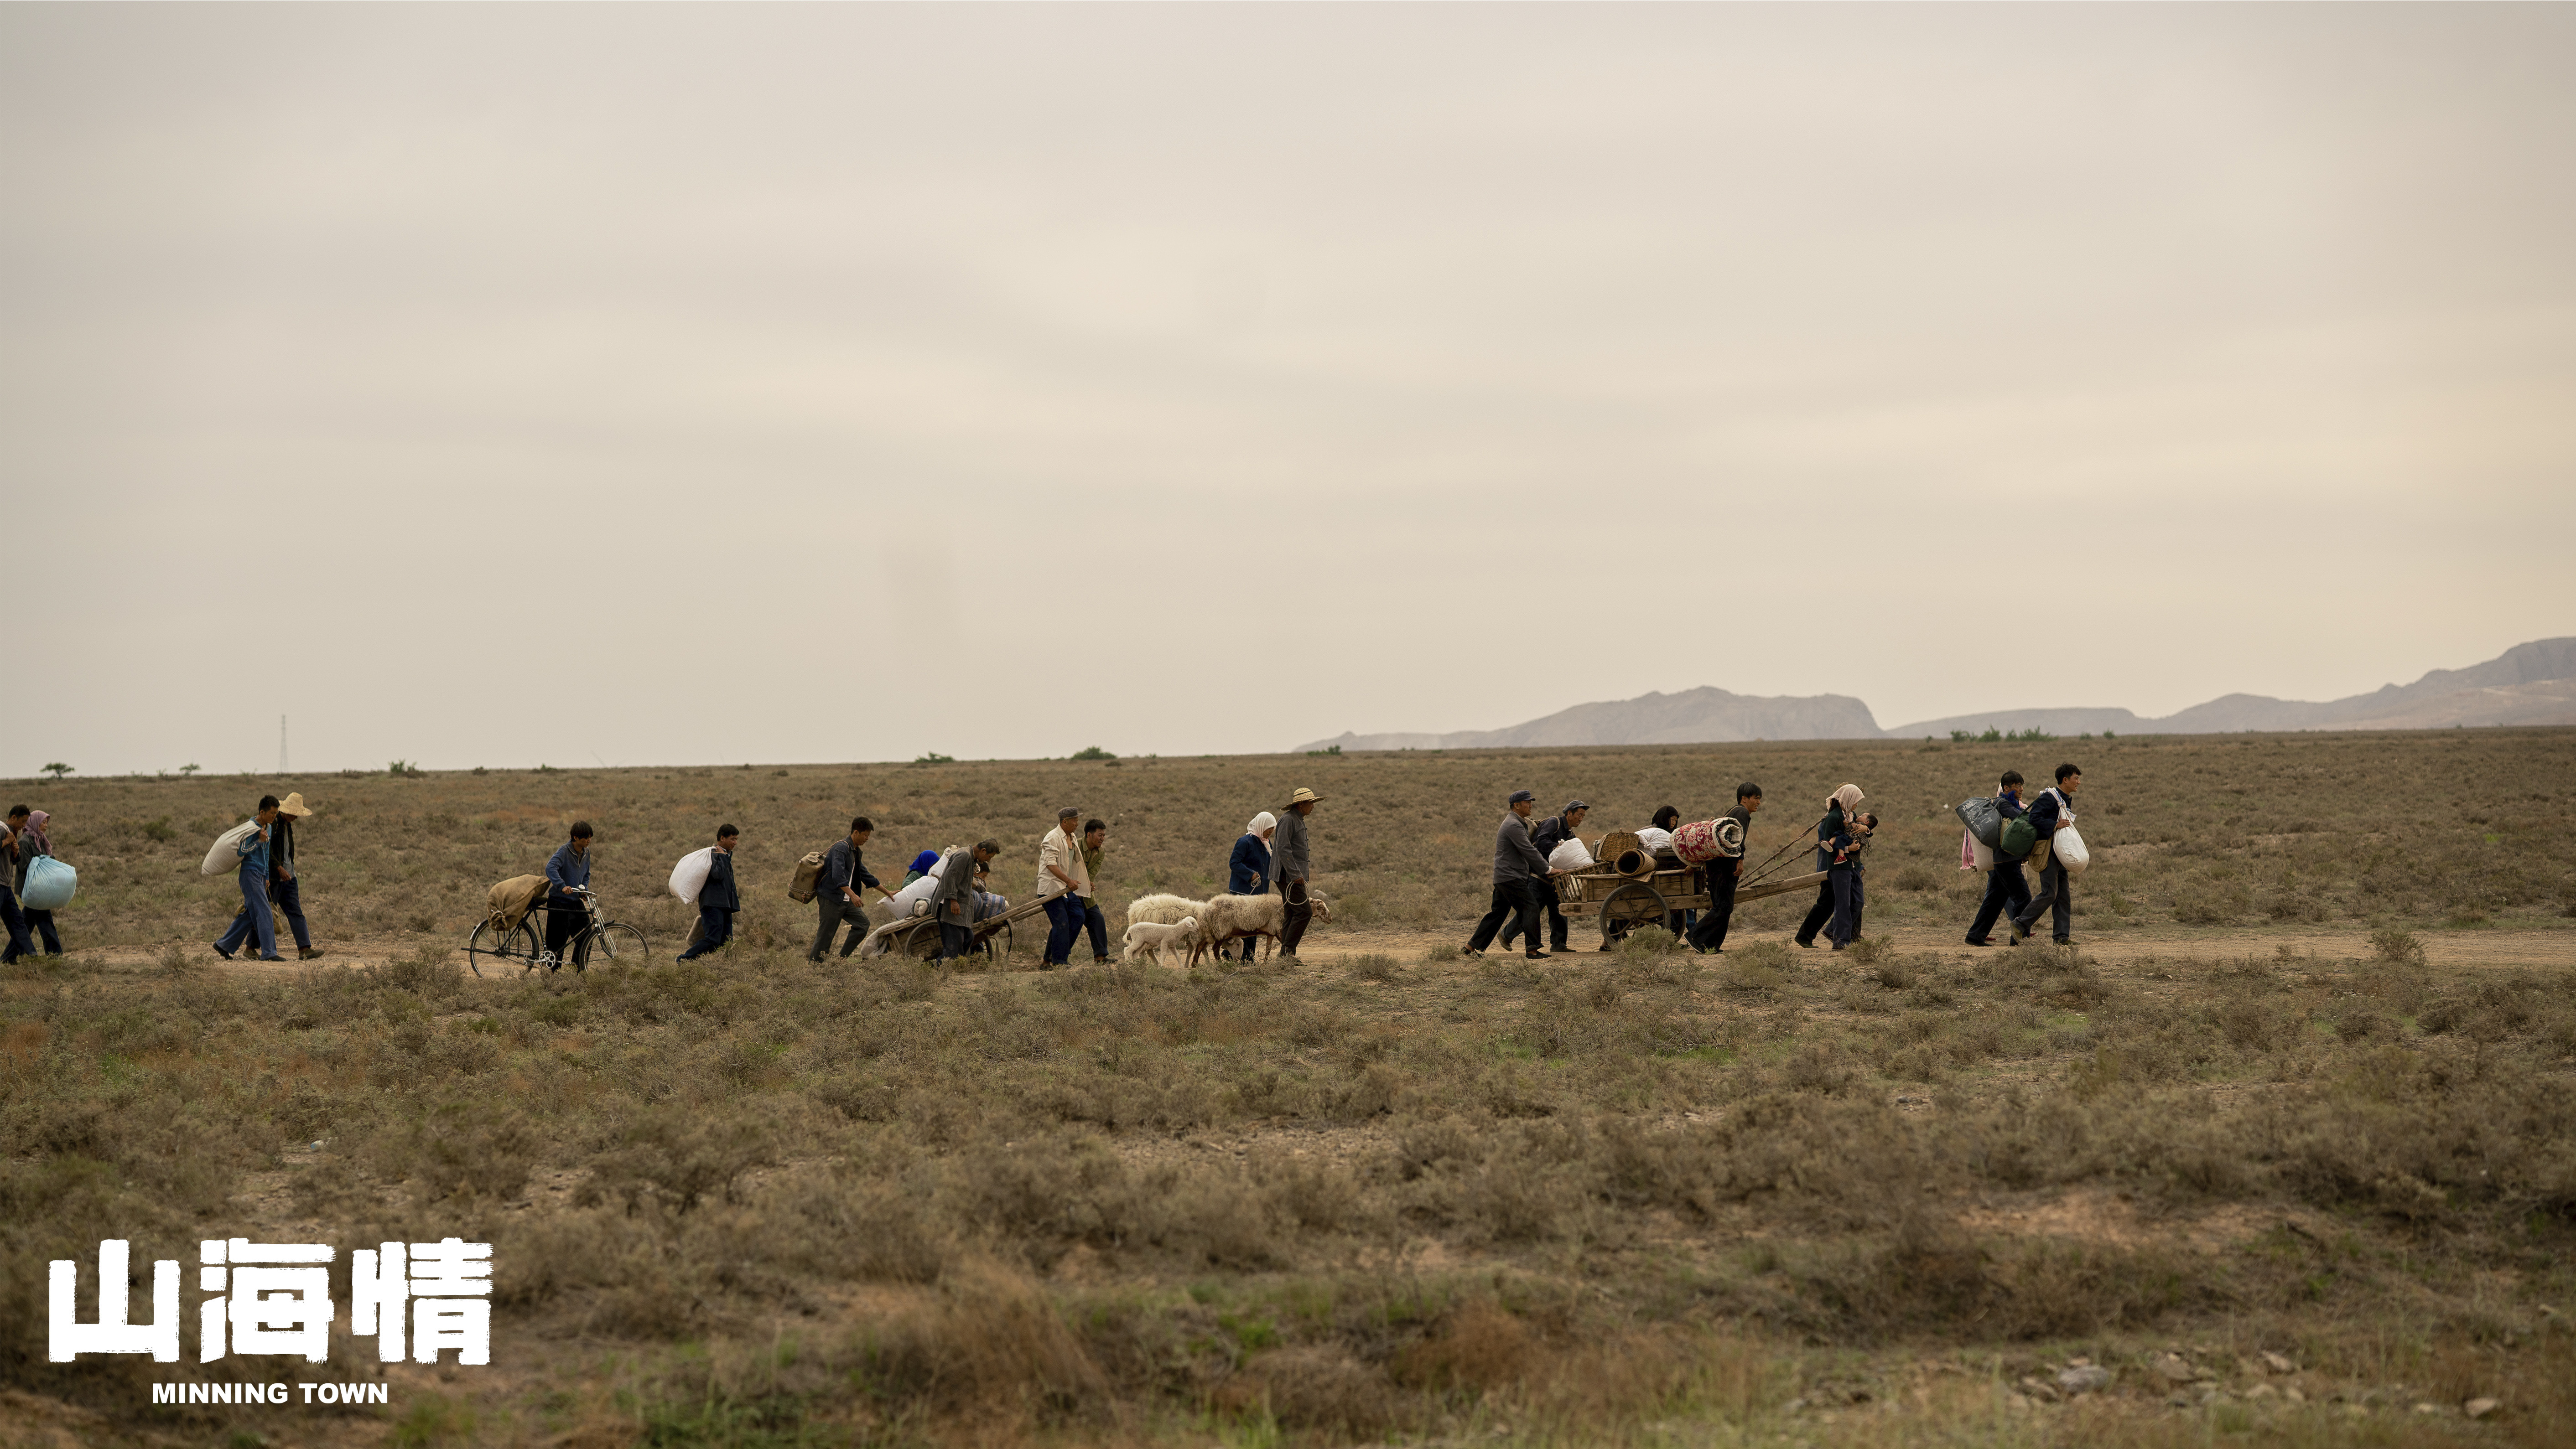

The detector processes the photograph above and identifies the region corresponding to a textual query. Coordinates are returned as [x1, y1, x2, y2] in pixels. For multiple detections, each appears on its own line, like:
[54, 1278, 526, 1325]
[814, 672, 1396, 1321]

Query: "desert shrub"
[1345, 952, 1401, 983]
[2369, 928, 2427, 966]
[1613, 925, 1680, 957]
[579, 1107, 776, 1215]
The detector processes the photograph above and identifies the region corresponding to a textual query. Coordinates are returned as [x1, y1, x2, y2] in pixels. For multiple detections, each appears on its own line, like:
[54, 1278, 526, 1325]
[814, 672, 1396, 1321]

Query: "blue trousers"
[679, 907, 732, 960]
[213, 869, 280, 959]
[0, 884, 33, 963]
[1082, 900, 1109, 961]
[1043, 895, 1085, 965]
[1967, 863, 2030, 944]
[229, 875, 311, 951]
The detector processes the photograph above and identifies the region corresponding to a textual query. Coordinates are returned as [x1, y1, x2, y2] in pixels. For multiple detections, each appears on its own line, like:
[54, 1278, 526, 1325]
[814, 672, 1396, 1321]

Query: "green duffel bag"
[1998, 815, 2039, 860]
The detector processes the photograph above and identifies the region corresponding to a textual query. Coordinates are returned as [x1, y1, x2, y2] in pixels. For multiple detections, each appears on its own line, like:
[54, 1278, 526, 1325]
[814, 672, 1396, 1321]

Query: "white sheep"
[1123, 893, 1207, 927]
[1192, 889, 1331, 966]
[1121, 916, 1200, 969]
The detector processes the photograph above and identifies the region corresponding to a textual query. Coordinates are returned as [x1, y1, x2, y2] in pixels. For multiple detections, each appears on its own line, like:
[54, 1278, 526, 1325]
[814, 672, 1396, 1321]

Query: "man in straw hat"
[253, 792, 327, 960]
[1269, 786, 1323, 961]
[213, 795, 289, 962]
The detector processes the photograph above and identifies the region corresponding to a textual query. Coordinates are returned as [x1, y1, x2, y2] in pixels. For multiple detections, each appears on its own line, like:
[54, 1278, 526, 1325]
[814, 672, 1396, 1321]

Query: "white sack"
[886, 849, 961, 916]
[201, 821, 257, 875]
[669, 847, 714, 906]
[1965, 832, 1994, 872]
[1547, 839, 1595, 872]
[2054, 825, 2090, 877]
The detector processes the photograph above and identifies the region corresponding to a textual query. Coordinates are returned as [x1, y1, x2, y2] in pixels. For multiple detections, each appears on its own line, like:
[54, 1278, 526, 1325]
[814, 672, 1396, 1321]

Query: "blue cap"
[1507, 789, 1535, 804]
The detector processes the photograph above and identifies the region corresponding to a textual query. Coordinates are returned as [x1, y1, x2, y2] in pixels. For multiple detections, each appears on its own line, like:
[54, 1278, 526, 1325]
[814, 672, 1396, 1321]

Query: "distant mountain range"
[1292, 637, 2576, 752]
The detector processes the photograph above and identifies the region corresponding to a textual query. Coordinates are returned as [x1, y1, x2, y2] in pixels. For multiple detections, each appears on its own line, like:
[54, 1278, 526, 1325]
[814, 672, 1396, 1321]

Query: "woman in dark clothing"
[1222, 812, 1276, 961]
[1795, 785, 1865, 947]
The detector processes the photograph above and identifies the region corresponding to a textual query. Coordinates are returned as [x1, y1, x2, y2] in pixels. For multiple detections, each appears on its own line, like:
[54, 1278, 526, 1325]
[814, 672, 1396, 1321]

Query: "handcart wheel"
[1598, 880, 1667, 939]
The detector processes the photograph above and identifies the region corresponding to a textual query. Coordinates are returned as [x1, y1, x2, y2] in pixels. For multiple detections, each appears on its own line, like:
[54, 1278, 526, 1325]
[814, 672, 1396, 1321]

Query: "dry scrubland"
[4, 729, 2575, 1447]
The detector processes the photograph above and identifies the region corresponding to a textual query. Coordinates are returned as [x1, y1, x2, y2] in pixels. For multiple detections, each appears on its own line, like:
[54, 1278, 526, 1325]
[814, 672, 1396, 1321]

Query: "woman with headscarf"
[900, 849, 941, 888]
[1794, 785, 1867, 949]
[1221, 812, 1277, 961]
[11, 809, 62, 956]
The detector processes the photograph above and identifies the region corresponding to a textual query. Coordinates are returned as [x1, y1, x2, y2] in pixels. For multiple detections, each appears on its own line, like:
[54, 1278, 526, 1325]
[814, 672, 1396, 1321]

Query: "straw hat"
[1288, 787, 1324, 805]
[276, 792, 316, 818]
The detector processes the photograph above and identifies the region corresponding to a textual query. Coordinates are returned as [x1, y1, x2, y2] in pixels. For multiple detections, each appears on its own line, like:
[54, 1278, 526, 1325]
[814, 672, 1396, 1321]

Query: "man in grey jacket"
[1464, 790, 1556, 959]
[1268, 787, 1321, 960]
[927, 839, 999, 962]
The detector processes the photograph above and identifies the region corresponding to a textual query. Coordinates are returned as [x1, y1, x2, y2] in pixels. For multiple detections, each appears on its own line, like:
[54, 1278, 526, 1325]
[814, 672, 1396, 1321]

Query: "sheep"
[1123, 893, 1207, 927]
[1191, 889, 1331, 966]
[1121, 916, 1199, 969]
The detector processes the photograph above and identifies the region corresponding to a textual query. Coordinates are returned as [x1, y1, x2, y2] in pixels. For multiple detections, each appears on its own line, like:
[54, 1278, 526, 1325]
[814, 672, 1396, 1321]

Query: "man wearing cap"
[1269, 787, 1321, 960]
[1503, 799, 1587, 954]
[1465, 790, 1555, 960]
[1038, 807, 1091, 968]
[226, 791, 327, 961]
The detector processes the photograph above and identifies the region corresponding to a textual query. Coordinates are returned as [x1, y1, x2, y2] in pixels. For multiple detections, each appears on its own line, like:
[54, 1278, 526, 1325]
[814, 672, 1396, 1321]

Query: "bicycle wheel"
[467, 918, 540, 977]
[573, 921, 648, 970]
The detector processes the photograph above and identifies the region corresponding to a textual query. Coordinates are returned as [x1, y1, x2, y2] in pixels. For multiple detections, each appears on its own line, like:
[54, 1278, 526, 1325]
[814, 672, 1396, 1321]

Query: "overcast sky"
[5, 6, 2571, 776]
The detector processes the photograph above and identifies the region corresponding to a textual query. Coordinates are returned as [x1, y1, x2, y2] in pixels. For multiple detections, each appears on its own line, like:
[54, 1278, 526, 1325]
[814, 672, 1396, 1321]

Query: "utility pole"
[279, 715, 288, 775]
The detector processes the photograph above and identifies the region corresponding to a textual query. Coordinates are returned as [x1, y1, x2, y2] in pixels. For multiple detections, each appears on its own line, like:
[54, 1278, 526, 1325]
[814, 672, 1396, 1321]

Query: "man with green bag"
[2008, 765, 2083, 946]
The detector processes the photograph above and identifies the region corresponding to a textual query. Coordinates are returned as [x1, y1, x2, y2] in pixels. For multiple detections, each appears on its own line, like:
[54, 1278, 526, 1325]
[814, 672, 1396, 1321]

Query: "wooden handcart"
[1554, 831, 1824, 940]
[858, 891, 1052, 961]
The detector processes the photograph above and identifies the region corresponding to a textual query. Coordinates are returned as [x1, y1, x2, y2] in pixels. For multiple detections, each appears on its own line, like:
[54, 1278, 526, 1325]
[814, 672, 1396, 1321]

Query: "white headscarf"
[1828, 784, 1865, 815]
[1247, 811, 1277, 838]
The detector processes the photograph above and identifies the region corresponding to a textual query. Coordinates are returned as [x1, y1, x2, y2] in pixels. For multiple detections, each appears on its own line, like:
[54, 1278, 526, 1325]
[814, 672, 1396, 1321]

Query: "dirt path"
[36, 916, 2576, 982]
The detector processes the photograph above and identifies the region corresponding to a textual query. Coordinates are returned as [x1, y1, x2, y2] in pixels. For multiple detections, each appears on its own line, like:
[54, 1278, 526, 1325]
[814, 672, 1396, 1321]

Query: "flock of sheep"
[1116, 889, 1333, 969]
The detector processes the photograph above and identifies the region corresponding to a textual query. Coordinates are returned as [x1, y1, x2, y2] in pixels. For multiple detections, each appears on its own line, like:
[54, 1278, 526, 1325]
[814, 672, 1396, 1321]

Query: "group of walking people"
[795, 783, 1322, 969]
[1463, 782, 1775, 959]
[1963, 763, 2084, 947]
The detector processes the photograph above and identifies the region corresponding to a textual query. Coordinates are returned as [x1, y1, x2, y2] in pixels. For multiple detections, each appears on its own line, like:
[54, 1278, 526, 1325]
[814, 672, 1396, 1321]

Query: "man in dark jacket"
[1464, 791, 1556, 960]
[1965, 772, 2032, 946]
[1270, 787, 1322, 959]
[537, 821, 595, 970]
[810, 817, 889, 961]
[1504, 800, 1587, 953]
[2009, 765, 2083, 945]
[1687, 783, 1763, 954]
[928, 839, 998, 962]
[680, 825, 741, 961]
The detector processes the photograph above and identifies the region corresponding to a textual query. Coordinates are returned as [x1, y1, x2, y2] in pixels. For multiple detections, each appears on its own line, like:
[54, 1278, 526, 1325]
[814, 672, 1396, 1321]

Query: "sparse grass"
[2, 732, 2574, 1443]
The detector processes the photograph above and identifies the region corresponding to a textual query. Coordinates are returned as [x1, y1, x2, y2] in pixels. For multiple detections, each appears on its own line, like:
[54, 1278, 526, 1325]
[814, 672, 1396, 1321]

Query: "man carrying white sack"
[2009, 764, 2083, 947]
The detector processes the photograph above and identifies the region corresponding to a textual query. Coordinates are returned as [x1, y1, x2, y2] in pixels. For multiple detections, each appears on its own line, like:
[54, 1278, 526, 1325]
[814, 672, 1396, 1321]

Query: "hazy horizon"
[6, 7, 2571, 776]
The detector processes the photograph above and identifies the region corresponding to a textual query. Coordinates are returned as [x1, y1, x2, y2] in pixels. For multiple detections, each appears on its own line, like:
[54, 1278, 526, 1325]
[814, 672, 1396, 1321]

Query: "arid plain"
[5, 728, 2574, 1447]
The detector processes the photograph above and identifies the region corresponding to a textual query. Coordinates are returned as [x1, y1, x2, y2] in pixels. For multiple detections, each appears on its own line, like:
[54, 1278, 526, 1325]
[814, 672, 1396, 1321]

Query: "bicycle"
[465, 886, 649, 976]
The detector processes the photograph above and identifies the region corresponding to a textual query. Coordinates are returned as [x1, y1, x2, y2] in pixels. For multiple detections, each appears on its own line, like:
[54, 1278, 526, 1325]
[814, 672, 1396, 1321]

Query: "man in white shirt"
[1037, 806, 1091, 969]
